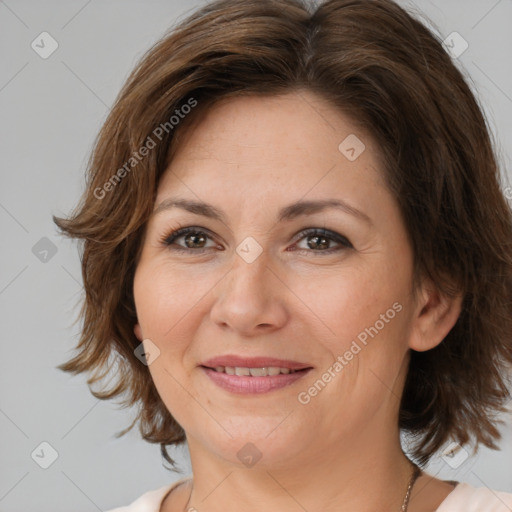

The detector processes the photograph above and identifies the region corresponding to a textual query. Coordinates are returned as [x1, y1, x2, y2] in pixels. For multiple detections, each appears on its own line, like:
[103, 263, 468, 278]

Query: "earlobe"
[134, 323, 143, 341]
[408, 278, 463, 352]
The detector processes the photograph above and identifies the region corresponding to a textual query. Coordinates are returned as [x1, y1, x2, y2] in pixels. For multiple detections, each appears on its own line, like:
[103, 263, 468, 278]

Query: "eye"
[290, 227, 353, 254]
[160, 226, 219, 254]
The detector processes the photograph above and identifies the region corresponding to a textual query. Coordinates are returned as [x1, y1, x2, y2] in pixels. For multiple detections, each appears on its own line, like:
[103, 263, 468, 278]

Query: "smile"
[209, 365, 302, 376]
[200, 365, 312, 394]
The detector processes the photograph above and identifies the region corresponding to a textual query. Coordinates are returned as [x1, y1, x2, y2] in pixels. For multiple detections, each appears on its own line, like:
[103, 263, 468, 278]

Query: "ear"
[134, 323, 143, 342]
[408, 276, 463, 352]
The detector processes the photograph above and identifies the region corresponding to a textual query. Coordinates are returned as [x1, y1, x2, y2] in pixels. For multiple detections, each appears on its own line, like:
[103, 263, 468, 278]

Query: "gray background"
[1, 0, 511, 511]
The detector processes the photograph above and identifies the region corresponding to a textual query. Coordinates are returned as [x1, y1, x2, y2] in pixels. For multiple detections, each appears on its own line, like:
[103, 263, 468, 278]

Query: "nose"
[209, 247, 288, 337]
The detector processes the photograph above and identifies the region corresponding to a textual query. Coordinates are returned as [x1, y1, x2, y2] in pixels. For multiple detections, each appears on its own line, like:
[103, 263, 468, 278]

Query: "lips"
[199, 355, 313, 394]
[200, 355, 312, 371]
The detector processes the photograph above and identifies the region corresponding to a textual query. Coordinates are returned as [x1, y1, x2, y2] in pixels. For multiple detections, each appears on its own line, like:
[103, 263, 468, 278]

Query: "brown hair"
[53, 0, 512, 469]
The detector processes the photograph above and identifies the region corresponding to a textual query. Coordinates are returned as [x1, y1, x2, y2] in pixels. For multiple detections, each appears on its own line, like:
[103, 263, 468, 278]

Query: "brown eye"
[291, 228, 353, 254]
[162, 227, 218, 253]
[182, 231, 208, 248]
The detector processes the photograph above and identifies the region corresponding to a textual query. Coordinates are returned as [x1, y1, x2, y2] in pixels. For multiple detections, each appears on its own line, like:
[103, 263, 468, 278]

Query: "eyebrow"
[152, 197, 372, 225]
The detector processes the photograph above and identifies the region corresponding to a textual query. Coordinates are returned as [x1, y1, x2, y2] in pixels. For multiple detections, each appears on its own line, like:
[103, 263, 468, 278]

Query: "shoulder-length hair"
[53, 0, 512, 468]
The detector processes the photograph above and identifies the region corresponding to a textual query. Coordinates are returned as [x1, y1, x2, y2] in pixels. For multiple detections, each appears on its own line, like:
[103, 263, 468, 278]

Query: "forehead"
[160, 91, 384, 187]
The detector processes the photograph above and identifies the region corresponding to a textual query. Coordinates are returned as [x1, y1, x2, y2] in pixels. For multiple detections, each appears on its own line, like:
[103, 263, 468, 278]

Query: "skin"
[132, 90, 462, 512]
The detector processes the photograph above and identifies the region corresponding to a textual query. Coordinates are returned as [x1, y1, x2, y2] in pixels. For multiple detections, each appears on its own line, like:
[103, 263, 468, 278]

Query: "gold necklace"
[402, 463, 422, 511]
[182, 463, 422, 511]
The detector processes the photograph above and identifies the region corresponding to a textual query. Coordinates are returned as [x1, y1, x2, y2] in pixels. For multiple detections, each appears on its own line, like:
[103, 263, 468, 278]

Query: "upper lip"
[201, 355, 313, 370]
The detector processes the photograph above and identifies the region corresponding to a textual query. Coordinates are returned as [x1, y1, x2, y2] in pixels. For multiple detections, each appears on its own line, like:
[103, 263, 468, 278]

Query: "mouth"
[201, 365, 307, 376]
[199, 355, 313, 394]
[200, 355, 312, 372]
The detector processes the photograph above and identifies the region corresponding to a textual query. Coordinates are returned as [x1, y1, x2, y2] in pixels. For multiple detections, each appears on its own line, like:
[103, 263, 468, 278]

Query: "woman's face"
[133, 91, 421, 469]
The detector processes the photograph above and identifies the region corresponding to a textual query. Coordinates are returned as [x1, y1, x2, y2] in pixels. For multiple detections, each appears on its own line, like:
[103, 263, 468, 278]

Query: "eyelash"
[159, 225, 353, 255]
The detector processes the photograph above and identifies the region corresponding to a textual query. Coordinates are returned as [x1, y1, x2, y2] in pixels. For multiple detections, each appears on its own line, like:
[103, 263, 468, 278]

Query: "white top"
[105, 475, 512, 512]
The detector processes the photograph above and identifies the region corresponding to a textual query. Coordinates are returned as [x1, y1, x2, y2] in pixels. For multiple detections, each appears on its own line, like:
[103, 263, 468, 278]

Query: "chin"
[191, 417, 310, 469]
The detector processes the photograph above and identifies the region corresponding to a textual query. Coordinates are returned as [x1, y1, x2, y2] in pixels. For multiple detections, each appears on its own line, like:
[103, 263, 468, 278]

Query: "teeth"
[249, 368, 267, 376]
[211, 366, 300, 376]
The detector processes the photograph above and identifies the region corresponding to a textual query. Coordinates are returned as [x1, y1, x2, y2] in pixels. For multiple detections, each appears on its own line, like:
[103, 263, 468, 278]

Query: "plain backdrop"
[1, 0, 511, 511]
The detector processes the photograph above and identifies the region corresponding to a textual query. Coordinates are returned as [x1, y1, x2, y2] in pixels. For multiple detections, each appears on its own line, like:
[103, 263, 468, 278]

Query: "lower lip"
[201, 366, 312, 394]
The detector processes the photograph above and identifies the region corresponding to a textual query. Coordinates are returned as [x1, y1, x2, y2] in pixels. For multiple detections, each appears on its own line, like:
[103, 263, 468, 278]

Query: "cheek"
[295, 265, 401, 349]
[133, 262, 202, 423]
[295, 264, 411, 414]
[133, 260, 211, 341]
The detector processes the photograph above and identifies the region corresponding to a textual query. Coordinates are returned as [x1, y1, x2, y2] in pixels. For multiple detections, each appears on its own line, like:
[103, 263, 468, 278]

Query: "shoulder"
[436, 481, 512, 511]
[103, 476, 192, 512]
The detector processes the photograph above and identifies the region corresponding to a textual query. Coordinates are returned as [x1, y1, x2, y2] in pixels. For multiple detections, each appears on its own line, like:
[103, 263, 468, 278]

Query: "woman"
[53, 0, 512, 510]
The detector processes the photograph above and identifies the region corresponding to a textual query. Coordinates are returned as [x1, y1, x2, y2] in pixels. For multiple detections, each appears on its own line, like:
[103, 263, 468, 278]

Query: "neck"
[184, 426, 417, 512]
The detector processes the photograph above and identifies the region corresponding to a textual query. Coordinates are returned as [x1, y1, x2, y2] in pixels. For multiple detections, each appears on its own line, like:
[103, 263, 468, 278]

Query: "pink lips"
[200, 354, 313, 394]
[201, 355, 311, 371]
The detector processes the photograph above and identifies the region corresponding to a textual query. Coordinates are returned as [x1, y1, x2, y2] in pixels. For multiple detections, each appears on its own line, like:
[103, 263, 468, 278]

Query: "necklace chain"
[401, 463, 422, 512]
